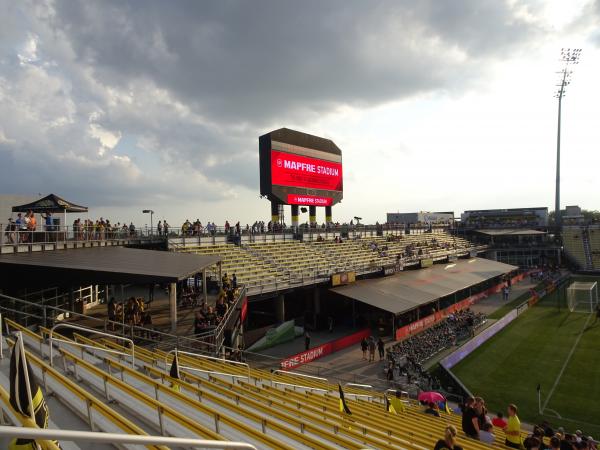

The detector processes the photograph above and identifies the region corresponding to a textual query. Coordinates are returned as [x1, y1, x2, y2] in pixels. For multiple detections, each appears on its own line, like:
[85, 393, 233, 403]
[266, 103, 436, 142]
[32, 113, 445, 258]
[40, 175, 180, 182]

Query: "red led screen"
[271, 150, 342, 191]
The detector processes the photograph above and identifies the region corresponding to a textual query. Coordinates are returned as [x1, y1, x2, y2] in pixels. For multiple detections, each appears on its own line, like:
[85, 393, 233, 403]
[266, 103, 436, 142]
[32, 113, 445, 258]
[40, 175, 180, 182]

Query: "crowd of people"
[192, 272, 239, 337]
[388, 309, 486, 366]
[447, 396, 598, 450]
[107, 296, 154, 336]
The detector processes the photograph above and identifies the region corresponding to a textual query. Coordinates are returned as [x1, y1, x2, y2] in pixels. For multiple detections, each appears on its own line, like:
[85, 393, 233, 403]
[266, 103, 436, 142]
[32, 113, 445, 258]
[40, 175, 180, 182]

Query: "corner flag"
[9, 332, 60, 449]
[338, 383, 352, 415]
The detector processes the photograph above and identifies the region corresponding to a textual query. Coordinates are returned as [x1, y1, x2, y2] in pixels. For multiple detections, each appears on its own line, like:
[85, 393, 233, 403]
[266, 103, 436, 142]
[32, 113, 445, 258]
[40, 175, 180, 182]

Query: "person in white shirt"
[479, 422, 495, 445]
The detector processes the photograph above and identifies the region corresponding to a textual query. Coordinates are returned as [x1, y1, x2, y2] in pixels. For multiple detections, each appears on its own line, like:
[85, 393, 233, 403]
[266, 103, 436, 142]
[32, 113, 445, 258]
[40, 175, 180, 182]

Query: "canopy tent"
[12, 194, 88, 214]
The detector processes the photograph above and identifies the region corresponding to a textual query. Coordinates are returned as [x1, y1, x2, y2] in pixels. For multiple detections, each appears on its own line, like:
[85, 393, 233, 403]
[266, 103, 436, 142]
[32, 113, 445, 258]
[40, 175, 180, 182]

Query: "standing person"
[304, 331, 311, 351]
[107, 297, 116, 331]
[42, 211, 53, 232]
[328, 316, 334, 333]
[434, 425, 463, 450]
[157, 220, 163, 236]
[461, 397, 479, 440]
[360, 338, 368, 360]
[368, 336, 376, 362]
[503, 285, 510, 301]
[163, 221, 169, 236]
[377, 337, 385, 360]
[504, 403, 522, 449]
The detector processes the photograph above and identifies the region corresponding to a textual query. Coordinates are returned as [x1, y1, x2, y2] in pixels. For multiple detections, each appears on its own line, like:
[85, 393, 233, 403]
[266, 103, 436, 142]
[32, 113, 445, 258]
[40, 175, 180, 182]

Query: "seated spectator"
[424, 401, 440, 417]
[479, 422, 495, 445]
[523, 437, 541, 450]
[434, 425, 463, 450]
[492, 412, 507, 428]
[549, 436, 561, 450]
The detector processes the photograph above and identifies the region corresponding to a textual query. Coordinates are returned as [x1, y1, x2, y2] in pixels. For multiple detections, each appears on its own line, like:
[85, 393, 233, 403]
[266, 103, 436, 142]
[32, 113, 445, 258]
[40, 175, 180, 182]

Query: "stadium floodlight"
[554, 48, 582, 233]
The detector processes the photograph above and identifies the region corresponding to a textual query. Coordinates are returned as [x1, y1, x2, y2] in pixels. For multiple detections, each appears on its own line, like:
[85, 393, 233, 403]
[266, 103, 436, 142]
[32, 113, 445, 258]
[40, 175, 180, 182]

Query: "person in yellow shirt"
[504, 403, 522, 449]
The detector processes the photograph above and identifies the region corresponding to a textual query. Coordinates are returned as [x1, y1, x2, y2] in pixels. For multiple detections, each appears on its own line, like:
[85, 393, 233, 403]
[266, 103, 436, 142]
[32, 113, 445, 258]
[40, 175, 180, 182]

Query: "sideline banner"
[280, 328, 370, 370]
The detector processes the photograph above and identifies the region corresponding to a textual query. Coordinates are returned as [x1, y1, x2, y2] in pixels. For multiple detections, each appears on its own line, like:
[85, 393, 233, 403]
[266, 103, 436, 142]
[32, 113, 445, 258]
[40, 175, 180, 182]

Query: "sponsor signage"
[280, 328, 370, 369]
[421, 258, 434, 268]
[332, 271, 356, 287]
[287, 194, 333, 206]
[271, 150, 343, 191]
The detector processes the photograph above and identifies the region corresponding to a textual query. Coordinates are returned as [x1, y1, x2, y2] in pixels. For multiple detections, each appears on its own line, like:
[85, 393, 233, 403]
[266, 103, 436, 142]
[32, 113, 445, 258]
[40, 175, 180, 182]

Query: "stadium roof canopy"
[331, 257, 517, 315]
[475, 229, 547, 236]
[0, 247, 221, 288]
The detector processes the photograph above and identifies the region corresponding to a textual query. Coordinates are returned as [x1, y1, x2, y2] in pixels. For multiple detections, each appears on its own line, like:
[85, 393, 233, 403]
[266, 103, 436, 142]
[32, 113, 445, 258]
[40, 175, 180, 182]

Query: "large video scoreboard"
[259, 128, 343, 206]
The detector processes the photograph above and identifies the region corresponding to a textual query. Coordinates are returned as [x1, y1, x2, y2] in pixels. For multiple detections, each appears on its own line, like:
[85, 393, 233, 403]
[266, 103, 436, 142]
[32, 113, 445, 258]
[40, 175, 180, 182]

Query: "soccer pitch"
[452, 277, 600, 437]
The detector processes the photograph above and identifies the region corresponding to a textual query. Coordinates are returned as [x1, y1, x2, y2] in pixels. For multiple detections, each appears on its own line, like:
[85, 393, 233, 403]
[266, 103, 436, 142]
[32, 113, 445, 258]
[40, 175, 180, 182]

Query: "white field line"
[541, 313, 593, 413]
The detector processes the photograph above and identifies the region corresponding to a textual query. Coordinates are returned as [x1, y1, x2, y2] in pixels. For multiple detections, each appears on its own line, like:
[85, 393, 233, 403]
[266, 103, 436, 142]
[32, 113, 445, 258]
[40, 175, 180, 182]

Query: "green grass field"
[452, 276, 600, 437]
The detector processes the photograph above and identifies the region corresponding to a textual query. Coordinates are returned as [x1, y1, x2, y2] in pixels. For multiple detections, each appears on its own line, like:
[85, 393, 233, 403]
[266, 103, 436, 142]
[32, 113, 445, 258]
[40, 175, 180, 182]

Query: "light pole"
[554, 48, 581, 235]
[142, 209, 154, 235]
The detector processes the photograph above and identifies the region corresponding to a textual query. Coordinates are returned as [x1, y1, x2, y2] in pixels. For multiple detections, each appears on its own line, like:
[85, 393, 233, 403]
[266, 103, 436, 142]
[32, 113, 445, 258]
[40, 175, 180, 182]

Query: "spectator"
[524, 437, 541, 450]
[328, 316, 334, 333]
[434, 425, 463, 450]
[425, 402, 440, 417]
[504, 403, 522, 449]
[41, 211, 53, 232]
[549, 436, 561, 450]
[157, 220, 162, 235]
[479, 422, 495, 445]
[461, 397, 479, 439]
[492, 412, 507, 428]
[377, 337, 385, 360]
[368, 336, 376, 362]
[360, 338, 368, 360]
[107, 297, 116, 330]
[304, 331, 311, 350]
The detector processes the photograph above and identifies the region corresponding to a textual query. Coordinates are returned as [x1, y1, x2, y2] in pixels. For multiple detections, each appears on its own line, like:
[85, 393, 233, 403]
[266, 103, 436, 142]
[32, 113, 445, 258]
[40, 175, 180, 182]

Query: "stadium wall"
[280, 328, 370, 369]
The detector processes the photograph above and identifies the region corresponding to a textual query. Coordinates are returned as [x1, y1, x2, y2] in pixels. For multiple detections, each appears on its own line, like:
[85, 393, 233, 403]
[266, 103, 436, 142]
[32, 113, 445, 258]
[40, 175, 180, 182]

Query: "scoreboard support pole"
[291, 205, 299, 228]
[271, 201, 280, 224]
[325, 206, 332, 225]
[309, 206, 317, 227]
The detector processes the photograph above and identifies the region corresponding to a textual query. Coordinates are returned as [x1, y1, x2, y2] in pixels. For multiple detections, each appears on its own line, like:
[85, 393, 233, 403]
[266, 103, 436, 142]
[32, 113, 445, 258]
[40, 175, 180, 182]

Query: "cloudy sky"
[1, 0, 599, 226]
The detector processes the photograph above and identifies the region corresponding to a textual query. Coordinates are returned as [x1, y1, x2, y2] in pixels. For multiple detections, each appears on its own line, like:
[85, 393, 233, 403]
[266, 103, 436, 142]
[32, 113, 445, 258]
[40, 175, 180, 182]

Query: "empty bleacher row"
[179, 232, 477, 294]
[1, 319, 529, 450]
[563, 225, 600, 271]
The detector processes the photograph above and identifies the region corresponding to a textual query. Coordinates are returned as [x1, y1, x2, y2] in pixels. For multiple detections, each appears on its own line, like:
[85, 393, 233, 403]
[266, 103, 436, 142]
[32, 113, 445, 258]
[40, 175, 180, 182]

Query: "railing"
[270, 370, 329, 392]
[0, 426, 257, 449]
[165, 349, 250, 380]
[48, 323, 135, 368]
[0, 224, 165, 248]
[0, 292, 243, 357]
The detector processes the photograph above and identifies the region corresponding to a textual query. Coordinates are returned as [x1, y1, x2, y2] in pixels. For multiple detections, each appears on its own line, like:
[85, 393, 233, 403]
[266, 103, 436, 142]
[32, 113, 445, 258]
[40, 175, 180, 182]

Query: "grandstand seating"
[563, 226, 599, 270]
[181, 231, 477, 294]
[0, 318, 531, 450]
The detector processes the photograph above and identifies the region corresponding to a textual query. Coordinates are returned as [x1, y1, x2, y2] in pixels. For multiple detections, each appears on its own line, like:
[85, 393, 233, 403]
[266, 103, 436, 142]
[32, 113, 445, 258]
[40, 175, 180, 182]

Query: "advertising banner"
[271, 150, 343, 191]
[280, 328, 370, 369]
[287, 194, 333, 206]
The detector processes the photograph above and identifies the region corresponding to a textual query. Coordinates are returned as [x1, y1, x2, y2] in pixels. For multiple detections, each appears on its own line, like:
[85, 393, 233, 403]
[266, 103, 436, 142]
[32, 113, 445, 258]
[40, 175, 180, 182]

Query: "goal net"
[566, 281, 598, 314]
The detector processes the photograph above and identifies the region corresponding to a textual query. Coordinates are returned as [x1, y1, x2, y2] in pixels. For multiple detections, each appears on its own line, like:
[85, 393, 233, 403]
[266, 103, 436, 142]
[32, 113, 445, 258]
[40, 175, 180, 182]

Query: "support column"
[313, 287, 321, 329]
[291, 205, 299, 229]
[169, 282, 177, 332]
[202, 269, 207, 304]
[309, 206, 317, 228]
[271, 201, 280, 224]
[276, 294, 285, 323]
[325, 206, 332, 225]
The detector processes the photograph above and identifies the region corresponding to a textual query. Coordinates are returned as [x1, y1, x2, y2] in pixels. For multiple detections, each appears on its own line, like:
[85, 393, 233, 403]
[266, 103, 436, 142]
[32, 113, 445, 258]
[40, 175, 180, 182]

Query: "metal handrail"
[343, 382, 374, 399]
[268, 381, 328, 393]
[165, 348, 251, 380]
[49, 323, 134, 368]
[271, 370, 328, 384]
[0, 426, 257, 449]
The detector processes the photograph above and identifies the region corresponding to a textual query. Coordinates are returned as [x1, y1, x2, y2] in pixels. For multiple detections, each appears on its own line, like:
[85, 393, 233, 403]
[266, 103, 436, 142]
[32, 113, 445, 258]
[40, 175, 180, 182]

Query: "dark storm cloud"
[0, 0, 547, 208]
[51, 0, 541, 123]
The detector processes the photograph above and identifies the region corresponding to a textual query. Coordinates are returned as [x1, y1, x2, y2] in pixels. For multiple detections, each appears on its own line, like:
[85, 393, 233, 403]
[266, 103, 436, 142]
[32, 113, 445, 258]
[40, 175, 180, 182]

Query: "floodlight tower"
[554, 48, 581, 234]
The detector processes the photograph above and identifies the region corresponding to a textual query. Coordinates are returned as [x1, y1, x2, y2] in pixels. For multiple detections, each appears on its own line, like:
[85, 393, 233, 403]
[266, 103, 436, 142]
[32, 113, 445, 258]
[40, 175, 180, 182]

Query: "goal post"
[566, 281, 598, 314]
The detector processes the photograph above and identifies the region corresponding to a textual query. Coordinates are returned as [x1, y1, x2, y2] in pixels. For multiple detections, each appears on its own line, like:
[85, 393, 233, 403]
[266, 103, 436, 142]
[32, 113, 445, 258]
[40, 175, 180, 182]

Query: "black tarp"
[12, 194, 88, 214]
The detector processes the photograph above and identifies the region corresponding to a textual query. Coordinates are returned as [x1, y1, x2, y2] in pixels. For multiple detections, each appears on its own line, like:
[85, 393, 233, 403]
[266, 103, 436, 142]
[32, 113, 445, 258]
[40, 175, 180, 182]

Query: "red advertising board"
[280, 328, 370, 370]
[287, 194, 333, 206]
[271, 150, 343, 191]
